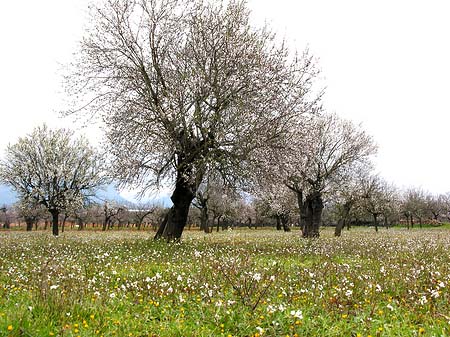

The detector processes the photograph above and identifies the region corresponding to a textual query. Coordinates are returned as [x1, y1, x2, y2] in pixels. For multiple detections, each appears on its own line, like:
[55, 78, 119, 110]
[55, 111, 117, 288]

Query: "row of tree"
[1, 169, 448, 236]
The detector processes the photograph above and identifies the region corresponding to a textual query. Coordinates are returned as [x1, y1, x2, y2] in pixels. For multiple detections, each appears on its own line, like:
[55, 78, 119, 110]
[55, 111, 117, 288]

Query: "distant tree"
[66, 0, 319, 241]
[360, 175, 398, 232]
[193, 186, 211, 234]
[72, 202, 94, 230]
[402, 188, 427, 228]
[0, 125, 107, 236]
[127, 202, 157, 230]
[193, 176, 236, 233]
[331, 167, 370, 237]
[208, 186, 241, 232]
[101, 201, 125, 231]
[284, 113, 377, 237]
[254, 184, 296, 232]
[14, 200, 46, 231]
[0, 205, 13, 229]
[425, 193, 445, 222]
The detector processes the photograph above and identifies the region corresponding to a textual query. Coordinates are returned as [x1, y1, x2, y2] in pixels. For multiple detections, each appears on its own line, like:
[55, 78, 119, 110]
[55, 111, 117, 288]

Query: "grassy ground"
[0, 228, 449, 336]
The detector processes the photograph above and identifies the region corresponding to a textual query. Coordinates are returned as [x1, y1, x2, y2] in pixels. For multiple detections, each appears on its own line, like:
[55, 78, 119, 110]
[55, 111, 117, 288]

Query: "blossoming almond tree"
[283, 113, 377, 237]
[65, 0, 320, 241]
[0, 125, 107, 236]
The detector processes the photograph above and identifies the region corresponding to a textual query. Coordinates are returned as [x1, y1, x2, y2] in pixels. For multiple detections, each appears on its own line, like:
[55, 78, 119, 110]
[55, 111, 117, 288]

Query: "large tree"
[0, 125, 106, 236]
[66, 0, 319, 241]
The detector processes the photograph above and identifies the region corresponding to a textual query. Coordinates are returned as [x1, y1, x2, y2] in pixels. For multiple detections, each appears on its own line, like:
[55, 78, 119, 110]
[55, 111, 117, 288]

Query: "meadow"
[0, 228, 449, 337]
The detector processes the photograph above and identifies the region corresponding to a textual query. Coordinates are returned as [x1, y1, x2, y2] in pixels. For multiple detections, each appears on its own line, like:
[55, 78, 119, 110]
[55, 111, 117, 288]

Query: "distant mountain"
[0, 183, 130, 206]
[0, 183, 172, 207]
[94, 184, 131, 205]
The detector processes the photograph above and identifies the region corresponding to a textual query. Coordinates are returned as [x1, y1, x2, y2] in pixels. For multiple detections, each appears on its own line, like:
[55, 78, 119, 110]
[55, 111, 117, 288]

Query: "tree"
[360, 175, 398, 232]
[254, 184, 296, 232]
[402, 188, 427, 228]
[331, 167, 370, 236]
[425, 193, 445, 222]
[128, 202, 157, 230]
[0, 205, 13, 229]
[0, 125, 107, 236]
[66, 0, 319, 241]
[193, 187, 211, 234]
[14, 200, 46, 231]
[101, 201, 125, 231]
[284, 113, 376, 237]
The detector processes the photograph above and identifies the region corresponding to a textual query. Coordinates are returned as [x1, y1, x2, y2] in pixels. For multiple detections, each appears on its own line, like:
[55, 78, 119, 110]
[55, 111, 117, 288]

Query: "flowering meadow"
[0, 228, 449, 337]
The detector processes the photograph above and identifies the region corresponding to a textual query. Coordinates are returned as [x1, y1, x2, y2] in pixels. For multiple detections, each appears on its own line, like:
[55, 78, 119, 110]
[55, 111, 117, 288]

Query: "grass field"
[0, 228, 449, 336]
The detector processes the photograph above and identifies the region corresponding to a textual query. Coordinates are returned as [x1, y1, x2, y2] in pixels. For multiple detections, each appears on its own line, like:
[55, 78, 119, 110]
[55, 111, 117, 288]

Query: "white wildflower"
[252, 273, 262, 282]
[267, 305, 275, 314]
[431, 289, 439, 298]
[290, 310, 303, 319]
[418, 295, 427, 305]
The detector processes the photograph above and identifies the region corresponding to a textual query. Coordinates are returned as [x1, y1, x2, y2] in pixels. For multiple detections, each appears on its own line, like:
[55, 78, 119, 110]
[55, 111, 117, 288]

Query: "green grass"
[0, 228, 449, 336]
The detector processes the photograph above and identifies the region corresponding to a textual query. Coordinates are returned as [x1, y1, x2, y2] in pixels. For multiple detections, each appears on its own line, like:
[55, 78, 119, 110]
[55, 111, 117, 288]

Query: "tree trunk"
[25, 218, 33, 231]
[77, 218, 84, 230]
[216, 215, 222, 232]
[61, 215, 67, 233]
[154, 174, 195, 242]
[195, 193, 209, 234]
[199, 206, 209, 233]
[247, 217, 252, 229]
[335, 202, 352, 237]
[102, 216, 110, 231]
[50, 210, 59, 236]
[302, 191, 323, 238]
[3, 220, 10, 229]
[373, 213, 378, 232]
[275, 216, 282, 230]
[294, 189, 307, 232]
[280, 213, 291, 232]
[335, 219, 345, 237]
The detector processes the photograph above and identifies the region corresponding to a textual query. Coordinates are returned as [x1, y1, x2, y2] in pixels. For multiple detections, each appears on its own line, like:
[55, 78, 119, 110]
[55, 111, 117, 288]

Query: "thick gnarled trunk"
[155, 173, 196, 241]
[302, 191, 323, 238]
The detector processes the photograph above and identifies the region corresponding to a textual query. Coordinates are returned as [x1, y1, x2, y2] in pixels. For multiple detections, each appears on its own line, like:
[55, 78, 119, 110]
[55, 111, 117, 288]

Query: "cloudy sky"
[1, 0, 449, 196]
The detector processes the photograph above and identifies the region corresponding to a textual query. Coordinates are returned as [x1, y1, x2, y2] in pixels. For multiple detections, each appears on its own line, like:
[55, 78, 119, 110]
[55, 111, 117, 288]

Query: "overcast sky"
[1, 0, 449, 196]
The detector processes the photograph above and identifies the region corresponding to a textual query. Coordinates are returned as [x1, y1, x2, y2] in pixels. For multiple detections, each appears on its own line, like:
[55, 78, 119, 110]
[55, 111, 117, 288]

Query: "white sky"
[1, 0, 449, 196]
